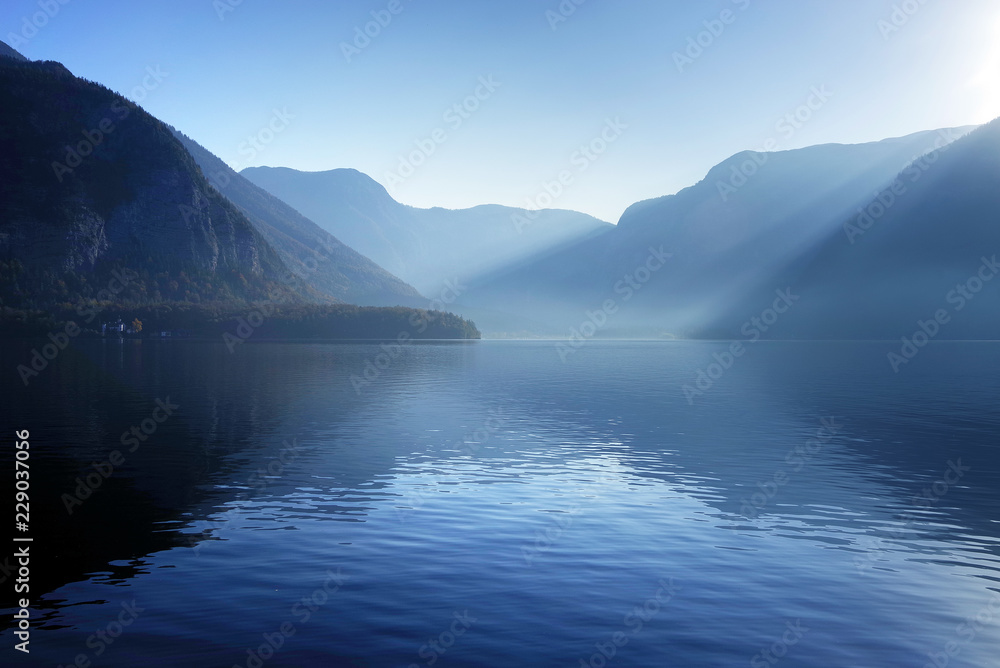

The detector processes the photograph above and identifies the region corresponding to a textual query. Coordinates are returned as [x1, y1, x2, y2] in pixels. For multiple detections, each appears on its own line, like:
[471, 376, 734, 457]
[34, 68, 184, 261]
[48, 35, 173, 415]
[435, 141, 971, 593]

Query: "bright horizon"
[3, 0, 1000, 223]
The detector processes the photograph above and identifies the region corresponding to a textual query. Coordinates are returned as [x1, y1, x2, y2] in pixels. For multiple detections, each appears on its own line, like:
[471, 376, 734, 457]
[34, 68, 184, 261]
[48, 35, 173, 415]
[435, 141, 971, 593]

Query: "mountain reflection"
[3, 340, 999, 633]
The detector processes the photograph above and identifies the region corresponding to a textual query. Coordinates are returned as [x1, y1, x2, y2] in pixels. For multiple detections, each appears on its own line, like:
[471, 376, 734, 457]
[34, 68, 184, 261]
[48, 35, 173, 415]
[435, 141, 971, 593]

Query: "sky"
[3, 0, 1000, 223]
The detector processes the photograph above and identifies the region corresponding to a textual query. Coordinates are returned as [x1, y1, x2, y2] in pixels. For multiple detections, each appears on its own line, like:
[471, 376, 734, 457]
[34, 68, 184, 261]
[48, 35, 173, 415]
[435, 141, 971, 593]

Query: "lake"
[3, 340, 999, 667]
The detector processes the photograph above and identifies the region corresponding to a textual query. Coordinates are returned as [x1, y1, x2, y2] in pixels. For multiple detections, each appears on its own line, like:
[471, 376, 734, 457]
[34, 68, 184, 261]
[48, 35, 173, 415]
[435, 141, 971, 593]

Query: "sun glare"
[964, 12, 1000, 123]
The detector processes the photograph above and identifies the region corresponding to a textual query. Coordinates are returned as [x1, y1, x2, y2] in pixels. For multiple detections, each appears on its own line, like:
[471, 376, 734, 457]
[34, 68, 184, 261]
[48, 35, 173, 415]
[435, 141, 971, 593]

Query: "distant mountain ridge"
[4, 36, 996, 341]
[457, 126, 980, 336]
[240, 166, 612, 295]
[171, 129, 423, 307]
[750, 117, 1000, 341]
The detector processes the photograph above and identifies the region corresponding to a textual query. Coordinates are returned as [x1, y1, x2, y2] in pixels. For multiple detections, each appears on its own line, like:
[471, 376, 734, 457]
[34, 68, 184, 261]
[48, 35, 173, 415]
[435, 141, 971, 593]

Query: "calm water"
[2, 340, 999, 667]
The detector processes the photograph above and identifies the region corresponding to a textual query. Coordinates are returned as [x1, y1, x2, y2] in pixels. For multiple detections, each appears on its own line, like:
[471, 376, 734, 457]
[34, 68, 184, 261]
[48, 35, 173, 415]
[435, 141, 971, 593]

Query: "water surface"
[2, 340, 999, 667]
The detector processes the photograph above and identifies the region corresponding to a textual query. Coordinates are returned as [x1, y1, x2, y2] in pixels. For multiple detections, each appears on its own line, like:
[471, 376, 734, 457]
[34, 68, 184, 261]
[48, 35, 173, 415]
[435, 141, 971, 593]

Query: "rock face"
[0, 54, 303, 306]
[171, 128, 423, 307]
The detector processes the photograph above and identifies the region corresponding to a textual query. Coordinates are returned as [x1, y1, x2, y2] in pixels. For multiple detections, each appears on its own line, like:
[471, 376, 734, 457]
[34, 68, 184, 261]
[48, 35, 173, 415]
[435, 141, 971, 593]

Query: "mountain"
[740, 117, 1000, 341]
[0, 39, 28, 62]
[459, 127, 978, 336]
[240, 166, 612, 295]
[0, 54, 308, 307]
[170, 129, 423, 307]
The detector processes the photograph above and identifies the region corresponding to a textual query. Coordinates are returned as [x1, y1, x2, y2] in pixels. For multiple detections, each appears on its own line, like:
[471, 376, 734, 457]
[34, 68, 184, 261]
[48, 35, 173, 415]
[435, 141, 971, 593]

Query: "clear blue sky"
[4, 0, 999, 223]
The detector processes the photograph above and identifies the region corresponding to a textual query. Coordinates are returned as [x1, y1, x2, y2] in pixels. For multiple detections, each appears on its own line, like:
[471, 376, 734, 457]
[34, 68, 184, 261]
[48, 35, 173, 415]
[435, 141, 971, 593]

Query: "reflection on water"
[1, 340, 999, 667]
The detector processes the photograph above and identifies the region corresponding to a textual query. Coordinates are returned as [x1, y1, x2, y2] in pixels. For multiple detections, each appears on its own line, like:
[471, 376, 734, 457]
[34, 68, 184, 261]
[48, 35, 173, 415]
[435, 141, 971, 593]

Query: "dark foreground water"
[1, 340, 999, 667]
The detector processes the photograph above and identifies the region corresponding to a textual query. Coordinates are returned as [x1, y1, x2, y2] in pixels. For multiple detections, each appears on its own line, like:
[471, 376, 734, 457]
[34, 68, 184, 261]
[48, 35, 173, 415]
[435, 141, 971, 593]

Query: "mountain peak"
[0, 40, 28, 62]
[241, 165, 391, 200]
